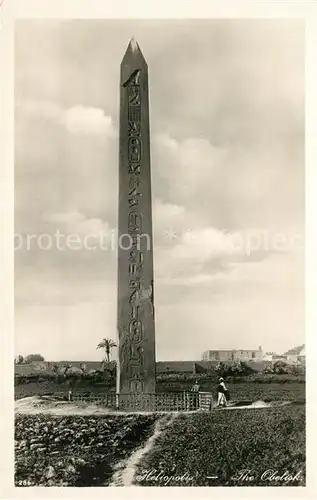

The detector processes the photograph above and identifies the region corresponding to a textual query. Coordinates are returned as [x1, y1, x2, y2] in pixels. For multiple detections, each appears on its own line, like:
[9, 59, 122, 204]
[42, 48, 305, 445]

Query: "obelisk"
[117, 38, 156, 394]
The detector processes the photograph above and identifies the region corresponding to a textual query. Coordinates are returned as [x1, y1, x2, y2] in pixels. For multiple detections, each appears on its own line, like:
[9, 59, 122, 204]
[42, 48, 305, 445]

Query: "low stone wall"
[69, 391, 213, 412]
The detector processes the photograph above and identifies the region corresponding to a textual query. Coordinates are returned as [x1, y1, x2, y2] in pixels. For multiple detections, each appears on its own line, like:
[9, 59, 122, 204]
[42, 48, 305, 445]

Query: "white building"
[202, 346, 263, 362]
[263, 352, 287, 362]
[284, 344, 305, 364]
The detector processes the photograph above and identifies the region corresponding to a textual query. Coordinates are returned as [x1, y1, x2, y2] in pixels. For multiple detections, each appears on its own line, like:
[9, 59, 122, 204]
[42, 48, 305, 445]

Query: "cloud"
[152, 130, 304, 233]
[155, 226, 258, 281]
[42, 210, 110, 235]
[15, 99, 119, 236]
[43, 211, 86, 224]
[153, 200, 187, 243]
[153, 134, 227, 207]
[16, 100, 116, 137]
[63, 106, 117, 136]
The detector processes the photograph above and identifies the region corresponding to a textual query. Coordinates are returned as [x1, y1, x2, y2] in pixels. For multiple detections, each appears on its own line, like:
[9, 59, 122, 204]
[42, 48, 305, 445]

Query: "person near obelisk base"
[191, 379, 200, 410]
[217, 377, 229, 407]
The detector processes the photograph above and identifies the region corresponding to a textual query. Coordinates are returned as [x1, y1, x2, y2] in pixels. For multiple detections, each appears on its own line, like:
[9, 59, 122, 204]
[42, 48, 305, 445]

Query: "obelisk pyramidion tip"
[130, 37, 139, 52]
[121, 37, 147, 69]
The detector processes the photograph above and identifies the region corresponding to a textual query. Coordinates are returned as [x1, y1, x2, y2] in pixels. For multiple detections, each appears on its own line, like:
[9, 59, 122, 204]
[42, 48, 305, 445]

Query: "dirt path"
[109, 413, 178, 487]
[15, 396, 299, 417]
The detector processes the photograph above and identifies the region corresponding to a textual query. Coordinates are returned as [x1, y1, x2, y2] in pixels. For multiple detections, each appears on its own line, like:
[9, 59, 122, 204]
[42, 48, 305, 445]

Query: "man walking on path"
[217, 377, 229, 407]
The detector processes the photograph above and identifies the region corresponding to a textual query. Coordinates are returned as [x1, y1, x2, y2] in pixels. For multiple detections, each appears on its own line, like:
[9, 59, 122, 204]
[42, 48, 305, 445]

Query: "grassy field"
[15, 400, 305, 486]
[135, 406, 305, 487]
[157, 380, 305, 402]
[15, 413, 158, 486]
[14, 381, 115, 400]
[229, 382, 305, 402]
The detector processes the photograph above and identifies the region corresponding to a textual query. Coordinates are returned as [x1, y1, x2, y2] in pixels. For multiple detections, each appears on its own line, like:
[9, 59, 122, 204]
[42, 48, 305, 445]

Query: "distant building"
[202, 346, 263, 362]
[263, 352, 274, 361]
[284, 344, 305, 364]
[262, 345, 305, 365]
[263, 352, 287, 362]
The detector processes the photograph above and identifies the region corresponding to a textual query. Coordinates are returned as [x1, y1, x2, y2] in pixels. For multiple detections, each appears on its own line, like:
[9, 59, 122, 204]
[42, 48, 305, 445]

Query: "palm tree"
[96, 338, 117, 367]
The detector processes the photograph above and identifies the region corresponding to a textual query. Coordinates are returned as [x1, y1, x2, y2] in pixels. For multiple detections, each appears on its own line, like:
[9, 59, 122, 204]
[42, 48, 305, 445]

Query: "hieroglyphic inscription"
[125, 69, 144, 391]
[128, 278, 142, 320]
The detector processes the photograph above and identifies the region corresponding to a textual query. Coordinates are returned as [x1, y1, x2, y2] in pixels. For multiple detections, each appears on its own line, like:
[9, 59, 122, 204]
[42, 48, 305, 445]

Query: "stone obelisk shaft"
[117, 39, 156, 394]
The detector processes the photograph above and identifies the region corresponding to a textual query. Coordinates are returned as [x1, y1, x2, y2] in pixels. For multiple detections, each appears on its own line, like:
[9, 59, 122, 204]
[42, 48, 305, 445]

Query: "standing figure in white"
[217, 377, 229, 407]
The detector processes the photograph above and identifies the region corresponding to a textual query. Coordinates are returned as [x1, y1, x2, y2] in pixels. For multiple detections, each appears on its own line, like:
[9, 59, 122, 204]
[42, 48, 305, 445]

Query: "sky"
[14, 19, 305, 361]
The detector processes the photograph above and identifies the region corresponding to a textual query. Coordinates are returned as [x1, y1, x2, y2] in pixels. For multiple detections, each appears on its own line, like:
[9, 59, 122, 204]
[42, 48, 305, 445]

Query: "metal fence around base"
[198, 391, 214, 411]
[68, 391, 213, 412]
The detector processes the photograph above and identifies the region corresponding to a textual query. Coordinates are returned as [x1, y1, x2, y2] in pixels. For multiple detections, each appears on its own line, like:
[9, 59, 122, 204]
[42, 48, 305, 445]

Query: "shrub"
[215, 361, 255, 377]
[263, 361, 305, 376]
[15, 355, 25, 364]
[24, 354, 45, 363]
[157, 373, 211, 382]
